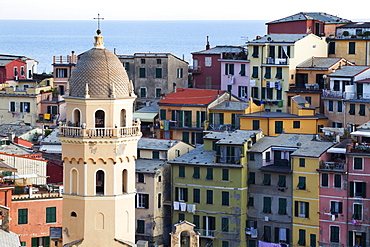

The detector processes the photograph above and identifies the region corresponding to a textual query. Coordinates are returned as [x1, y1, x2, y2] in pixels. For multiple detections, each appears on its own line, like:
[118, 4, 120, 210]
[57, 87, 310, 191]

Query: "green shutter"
[187, 111, 192, 127]
[206, 168, 213, 180]
[182, 132, 189, 143]
[265, 151, 270, 162]
[278, 198, 286, 215]
[193, 215, 200, 228]
[193, 189, 200, 203]
[294, 201, 299, 217]
[310, 234, 316, 247]
[350, 182, 354, 197]
[220, 113, 224, 125]
[46, 207, 56, 223]
[160, 109, 166, 120]
[297, 177, 306, 190]
[362, 182, 367, 198]
[362, 233, 366, 247]
[349, 231, 353, 247]
[179, 110, 184, 127]
[277, 175, 286, 187]
[249, 172, 255, 184]
[196, 111, 201, 128]
[305, 202, 310, 218]
[298, 229, 306, 245]
[184, 188, 188, 202]
[44, 236, 50, 247]
[222, 169, 229, 181]
[222, 191, 229, 206]
[179, 166, 185, 177]
[32, 237, 38, 247]
[263, 197, 271, 213]
[221, 217, 229, 232]
[193, 167, 200, 179]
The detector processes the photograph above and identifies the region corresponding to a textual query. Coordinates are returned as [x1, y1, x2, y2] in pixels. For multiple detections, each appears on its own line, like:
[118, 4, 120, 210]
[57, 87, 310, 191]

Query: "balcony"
[221, 51, 247, 60]
[350, 143, 370, 153]
[215, 155, 242, 164]
[189, 66, 201, 73]
[264, 57, 288, 65]
[58, 124, 141, 138]
[196, 229, 215, 238]
[318, 161, 345, 171]
[53, 55, 77, 64]
[289, 83, 322, 92]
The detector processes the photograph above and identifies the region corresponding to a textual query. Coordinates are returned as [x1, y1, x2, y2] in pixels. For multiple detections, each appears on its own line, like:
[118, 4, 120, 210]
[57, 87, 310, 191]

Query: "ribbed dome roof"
[68, 34, 131, 98]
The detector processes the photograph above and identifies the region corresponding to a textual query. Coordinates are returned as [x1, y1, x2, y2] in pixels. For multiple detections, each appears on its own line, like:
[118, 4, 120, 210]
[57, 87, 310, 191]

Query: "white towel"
[187, 204, 196, 213]
[180, 202, 187, 211]
[173, 201, 180, 211]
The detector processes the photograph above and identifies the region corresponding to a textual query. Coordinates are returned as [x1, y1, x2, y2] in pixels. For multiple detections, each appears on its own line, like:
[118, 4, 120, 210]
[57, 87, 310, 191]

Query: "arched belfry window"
[96, 170, 105, 195]
[120, 109, 126, 127]
[73, 109, 81, 127]
[95, 110, 105, 128]
[71, 169, 78, 194]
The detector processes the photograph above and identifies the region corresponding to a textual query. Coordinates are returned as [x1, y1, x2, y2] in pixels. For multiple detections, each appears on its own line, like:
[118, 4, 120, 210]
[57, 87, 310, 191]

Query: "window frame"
[46, 207, 57, 223]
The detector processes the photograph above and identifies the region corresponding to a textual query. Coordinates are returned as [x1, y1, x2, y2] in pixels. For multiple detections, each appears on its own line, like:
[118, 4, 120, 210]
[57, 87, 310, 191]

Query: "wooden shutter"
[350, 182, 354, 197]
[362, 182, 366, 198]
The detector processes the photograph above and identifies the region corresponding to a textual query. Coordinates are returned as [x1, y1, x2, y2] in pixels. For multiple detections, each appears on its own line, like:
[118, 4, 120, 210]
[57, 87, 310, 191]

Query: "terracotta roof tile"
[158, 88, 226, 105]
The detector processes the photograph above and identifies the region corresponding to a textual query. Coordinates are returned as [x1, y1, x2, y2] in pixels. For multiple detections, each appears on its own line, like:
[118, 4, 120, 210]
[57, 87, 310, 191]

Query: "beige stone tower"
[59, 29, 141, 247]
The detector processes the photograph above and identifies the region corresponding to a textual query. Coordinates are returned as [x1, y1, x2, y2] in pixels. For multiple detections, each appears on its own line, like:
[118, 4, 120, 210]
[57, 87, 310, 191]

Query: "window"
[222, 169, 229, 181]
[252, 120, 260, 130]
[176, 187, 188, 202]
[330, 226, 340, 243]
[155, 68, 162, 78]
[293, 121, 300, 129]
[249, 172, 255, 184]
[206, 190, 213, 204]
[265, 151, 271, 162]
[252, 66, 258, 78]
[56, 68, 67, 78]
[222, 191, 229, 206]
[261, 87, 266, 99]
[152, 151, 159, 159]
[96, 170, 105, 195]
[333, 80, 340, 91]
[227, 84, 232, 92]
[297, 176, 306, 190]
[264, 226, 272, 242]
[263, 174, 271, 185]
[141, 59, 145, 64]
[248, 197, 254, 206]
[155, 88, 162, 98]
[140, 87, 147, 98]
[124, 62, 130, 71]
[349, 104, 355, 115]
[310, 234, 316, 247]
[222, 241, 229, 247]
[139, 68, 146, 78]
[9, 101, 15, 112]
[350, 181, 366, 198]
[137, 174, 144, 185]
[239, 64, 246, 76]
[330, 201, 343, 216]
[299, 158, 305, 167]
[249, 152, 255, 161]
[193, 167, 200, 179]
[205, 57, 212, 67]
[305, 96, 312, 104]
[354, 157, 363, 170]
[321, 173, 329, 187]
[252, 87, 259, 98]
[19, 102, 30, 113]
[47, 105, 57, 115]
[252, 46, 259, 58]
[225, 63, 234, 75]
[136, 194, 149, 208]
[277, 175, 286, 187]
[264, 67, 271, 79]
[46, 207, 56, 223]
[328, 42, 336, 54]
[278, 198, 287, 215]
[328, 100, 333, 111]
[275, 67, 282, 79]
[275, 121, 283, 134]
[136, 219, 145, 233]
[206, 168, 213, 180]
[263, 197, 272, 213]
[238, 86, 247, 98]
[266, 88, 273, 99]
[349, 42, 356, 54]
[177, 68, 183, 78]
[18, 208, 28, 225]
[193, 215, 200, 229]
[298, 229, 306, 246]
[275, 228, 289, 243]
[179, 166, 185, 178]
[178, 213, 185, 222]
[353, 203, 363, 220]
[156, 59, 161, 64]
[359, 104, 365, 116]
[337, 101, 342, 112]
[193, 189, 200, 203]
[334, 174, 341, 188]
[295, 201, 309, 218]
[276, 89, 282, 100]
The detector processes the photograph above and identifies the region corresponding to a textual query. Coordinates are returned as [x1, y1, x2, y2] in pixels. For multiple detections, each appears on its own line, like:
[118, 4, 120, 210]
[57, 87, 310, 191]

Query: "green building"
[169, 130, 262, 247]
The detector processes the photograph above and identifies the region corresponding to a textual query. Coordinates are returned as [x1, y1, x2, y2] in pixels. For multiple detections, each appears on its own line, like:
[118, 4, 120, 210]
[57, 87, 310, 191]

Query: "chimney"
[0, 206, 10, 232]
[173, 82, 177, 93]
[206, 36, 210, 50]
[7, 132, 15, 143]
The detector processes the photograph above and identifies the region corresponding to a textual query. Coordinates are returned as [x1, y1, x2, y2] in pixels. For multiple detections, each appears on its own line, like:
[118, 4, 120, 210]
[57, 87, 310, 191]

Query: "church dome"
[68, 31, 131, 98]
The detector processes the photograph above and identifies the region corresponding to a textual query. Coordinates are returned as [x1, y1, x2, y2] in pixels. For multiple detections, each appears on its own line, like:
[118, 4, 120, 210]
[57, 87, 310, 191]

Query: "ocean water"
[0, 20, 267, 73]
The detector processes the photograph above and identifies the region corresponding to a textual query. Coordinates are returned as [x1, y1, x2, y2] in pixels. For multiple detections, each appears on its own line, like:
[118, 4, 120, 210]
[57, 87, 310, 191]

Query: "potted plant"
[342, 31, 350, 38]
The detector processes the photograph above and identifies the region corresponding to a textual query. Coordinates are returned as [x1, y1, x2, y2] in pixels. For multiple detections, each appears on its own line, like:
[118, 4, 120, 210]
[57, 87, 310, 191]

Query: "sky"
[1, 0, 369, 21]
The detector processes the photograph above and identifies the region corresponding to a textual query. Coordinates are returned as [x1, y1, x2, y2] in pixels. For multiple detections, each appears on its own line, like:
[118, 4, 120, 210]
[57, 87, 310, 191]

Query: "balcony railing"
[319, 161, 345, 170]
[59, 124, 141, 138]
[189, 66, 201, 73]
[265, 57, 288, 65]
[350, 144, 370, 153]
[215, 155, 242, 164]
[195, 229, 215, 238]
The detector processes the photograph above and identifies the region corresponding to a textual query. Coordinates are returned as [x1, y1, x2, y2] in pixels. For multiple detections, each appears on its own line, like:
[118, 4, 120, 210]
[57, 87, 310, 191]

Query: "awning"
[327, 147, 346, 154]
[3, 174, 43, 180]
[351, 131, 370, 137]
[133, 112, 158, 122]
[271, 147, 297, 151]
[39, 144, 62, 154]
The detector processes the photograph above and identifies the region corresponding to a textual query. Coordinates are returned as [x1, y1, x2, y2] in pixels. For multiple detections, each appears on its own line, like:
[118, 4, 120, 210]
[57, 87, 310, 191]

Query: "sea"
[0, 20, 267, 73]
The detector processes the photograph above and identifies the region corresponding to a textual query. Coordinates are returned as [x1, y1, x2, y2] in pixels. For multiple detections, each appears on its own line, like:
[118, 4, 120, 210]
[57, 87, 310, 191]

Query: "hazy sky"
[1, 0, 368, 21]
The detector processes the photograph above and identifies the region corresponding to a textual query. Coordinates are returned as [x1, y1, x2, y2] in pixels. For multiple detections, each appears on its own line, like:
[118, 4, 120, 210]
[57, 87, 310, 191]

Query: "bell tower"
[59, 28, 141, 246]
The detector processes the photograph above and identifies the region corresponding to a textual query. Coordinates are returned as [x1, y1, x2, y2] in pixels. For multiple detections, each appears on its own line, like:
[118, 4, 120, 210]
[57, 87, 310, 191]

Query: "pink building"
[220, 58, 250, 101]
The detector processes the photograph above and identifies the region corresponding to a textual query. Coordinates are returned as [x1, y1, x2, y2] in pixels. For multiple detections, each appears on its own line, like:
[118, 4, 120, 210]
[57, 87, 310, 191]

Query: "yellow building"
[291, 141, 333, 247]
[59, 30, 141, 246]
[240, 95, 328, 136]
[247, 33, 328, 112]
[328, 37, 370, 66]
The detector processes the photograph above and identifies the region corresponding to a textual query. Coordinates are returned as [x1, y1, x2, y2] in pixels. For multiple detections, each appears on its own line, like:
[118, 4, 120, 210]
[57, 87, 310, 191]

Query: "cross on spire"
[94, 13, 104, 31]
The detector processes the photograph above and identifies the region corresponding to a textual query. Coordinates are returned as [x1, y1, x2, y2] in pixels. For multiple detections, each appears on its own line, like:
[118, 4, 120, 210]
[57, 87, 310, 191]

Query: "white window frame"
[179, 187, 187, 202]
[136, 193, 148, 208]
[205, 57, 212, 67]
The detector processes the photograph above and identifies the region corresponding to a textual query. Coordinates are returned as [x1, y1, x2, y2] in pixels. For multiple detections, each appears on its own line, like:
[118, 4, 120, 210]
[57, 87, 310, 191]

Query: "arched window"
[95, 110, 105, 128]
[122, 169, 127, 193]
[73, 109, 81, 127]
[70, 212, 77, 217]
[120, 109, 126, 127]
[96, 170, 105, 195]
[71, 169, 78, 194]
